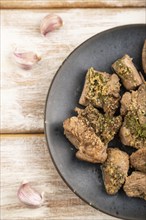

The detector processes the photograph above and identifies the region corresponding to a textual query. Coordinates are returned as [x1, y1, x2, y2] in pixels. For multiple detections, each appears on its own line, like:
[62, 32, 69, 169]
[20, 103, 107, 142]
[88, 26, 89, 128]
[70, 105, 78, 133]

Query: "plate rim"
[44, 24, 146, 220]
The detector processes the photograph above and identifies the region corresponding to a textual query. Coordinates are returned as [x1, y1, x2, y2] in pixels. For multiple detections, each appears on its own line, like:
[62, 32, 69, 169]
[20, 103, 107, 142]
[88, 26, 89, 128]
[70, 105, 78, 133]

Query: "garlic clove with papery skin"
[17, 182, 43, 208]
[13, 50, 41, 70]
[40, 14, 63, 36]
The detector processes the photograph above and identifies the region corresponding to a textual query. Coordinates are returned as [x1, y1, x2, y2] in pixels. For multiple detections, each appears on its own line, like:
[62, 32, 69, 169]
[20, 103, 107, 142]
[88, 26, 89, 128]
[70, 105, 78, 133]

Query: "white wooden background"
[1, 1, 145, 219]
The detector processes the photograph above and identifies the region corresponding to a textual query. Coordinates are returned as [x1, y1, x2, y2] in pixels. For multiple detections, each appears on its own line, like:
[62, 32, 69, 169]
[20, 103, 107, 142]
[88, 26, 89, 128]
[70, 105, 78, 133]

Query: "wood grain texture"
[1, 9, 145, 133]
[1, 134, 119, 220]
[1, 0, 145, 9]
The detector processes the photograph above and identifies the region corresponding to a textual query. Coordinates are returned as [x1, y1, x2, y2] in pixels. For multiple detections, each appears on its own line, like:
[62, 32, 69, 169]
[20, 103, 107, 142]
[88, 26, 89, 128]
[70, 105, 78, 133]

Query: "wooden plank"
[1, 0, 145, 9]
[1, 134, 119, 220]
[1, 9, 145, 133]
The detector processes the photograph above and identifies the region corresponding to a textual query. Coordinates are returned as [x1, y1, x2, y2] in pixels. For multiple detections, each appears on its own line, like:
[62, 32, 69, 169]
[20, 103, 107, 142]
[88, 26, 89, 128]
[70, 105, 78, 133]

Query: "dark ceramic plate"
[45, 24, 146, 220]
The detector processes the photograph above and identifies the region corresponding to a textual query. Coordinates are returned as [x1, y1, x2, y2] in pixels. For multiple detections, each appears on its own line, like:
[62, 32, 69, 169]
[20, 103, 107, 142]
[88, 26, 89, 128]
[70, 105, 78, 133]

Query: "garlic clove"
[40, 14, 63, 36]
[13, 50, 41, 70]
[17, 182, 43, 208]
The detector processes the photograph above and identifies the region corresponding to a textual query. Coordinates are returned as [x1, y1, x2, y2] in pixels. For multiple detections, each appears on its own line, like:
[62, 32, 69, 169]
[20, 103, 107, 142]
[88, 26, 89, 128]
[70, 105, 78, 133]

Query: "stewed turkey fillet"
[75, 104, 122, 144]
[123, 171, 146, 200]
[142, 40, 146, 74]
[130, 148, 146, 173]
[63, 116, 107, 163]
[120, 83, 146, 149]
[102, 148, 129, 195]
[112, 54, 143, 90]
[79, 67, 121, 115]
[63, 105, 122, 163]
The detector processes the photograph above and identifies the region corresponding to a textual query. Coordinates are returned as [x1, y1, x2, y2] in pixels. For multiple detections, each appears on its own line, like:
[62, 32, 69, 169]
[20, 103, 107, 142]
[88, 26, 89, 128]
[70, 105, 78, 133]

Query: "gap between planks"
[1, 0, 146, 9]
[1, 6, 145, 10]
[0, 133, 45, 138]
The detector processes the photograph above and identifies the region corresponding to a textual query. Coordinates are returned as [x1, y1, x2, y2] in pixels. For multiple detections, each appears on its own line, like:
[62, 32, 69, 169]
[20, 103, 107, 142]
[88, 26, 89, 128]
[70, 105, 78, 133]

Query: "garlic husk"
[40, 14, 63, 36]
[13, 50, 41, 70]
[17, 182, 43, 207]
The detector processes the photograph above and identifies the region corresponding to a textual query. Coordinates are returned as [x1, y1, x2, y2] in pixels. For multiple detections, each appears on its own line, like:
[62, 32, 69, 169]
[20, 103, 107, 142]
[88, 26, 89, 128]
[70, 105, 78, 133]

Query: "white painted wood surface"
[1, 8, 145, 133]
[1, 134, 119, 220]
[1, 0, 145, 9]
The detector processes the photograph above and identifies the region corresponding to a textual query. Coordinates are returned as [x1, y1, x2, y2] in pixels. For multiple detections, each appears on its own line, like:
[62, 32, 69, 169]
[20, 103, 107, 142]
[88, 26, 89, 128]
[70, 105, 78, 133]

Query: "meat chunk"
[112, 54, 142, 90]
[120, 83, 146, 122]
[120, 92, 132, 116]
[63, 116, 107, 163]
[76, 104, 122, 144]
[130, 148, 146, 173]
[120, 84, 146, 149]
[137, 83, 146, 125]
[102, 148, 129, 195]
[79, 67, 121, 115]
[142, 40, 146, 74]
[123, 171, 146, 200]
[63, 104, 122, 163]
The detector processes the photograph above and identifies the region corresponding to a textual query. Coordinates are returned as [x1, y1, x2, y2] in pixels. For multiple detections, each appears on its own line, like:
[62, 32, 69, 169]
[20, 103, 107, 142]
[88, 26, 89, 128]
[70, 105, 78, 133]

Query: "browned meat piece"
[79, 67, 121, 115]
[63, 104, 122, 163]
[123, 171, 146, 200]
[120, 116, 146, 149]
[63, 116, 107, 163]
[102, 148, 129, 195]
[137, 83, 146, 125]
[120, 92, 132, 116]
[76, 104, 122, 144]
[130, 148, 146, 173]
[142, 40, 146, 74]
[120, 84, 146, 149]
[112, 54, 142, 90]
[120, 83, 146, 122]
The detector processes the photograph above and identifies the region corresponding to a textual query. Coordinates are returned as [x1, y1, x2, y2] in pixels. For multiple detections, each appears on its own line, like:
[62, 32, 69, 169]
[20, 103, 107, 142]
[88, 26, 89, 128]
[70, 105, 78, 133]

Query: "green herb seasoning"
[103, 162, 125, 194]
[125, 112, 146, 139]
[115, 60, 132, 78]
[79, 104, 122, 144]
[85, 67, 120, 114]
